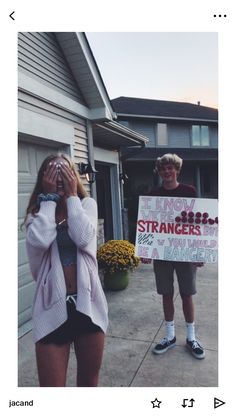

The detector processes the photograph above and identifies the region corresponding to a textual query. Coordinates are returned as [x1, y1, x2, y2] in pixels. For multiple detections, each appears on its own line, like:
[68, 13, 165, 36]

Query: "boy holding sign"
[151, 154, 205, 359]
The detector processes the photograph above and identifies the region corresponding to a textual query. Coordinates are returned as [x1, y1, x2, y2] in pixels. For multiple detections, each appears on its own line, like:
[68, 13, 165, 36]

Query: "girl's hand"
[42, 162, 57, 194]
[60, 164, 77, 197]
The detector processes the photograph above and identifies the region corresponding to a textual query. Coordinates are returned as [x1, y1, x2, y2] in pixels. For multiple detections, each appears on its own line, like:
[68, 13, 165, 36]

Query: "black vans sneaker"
[152, 337, 176, 354]
[186, 339, 205, 359]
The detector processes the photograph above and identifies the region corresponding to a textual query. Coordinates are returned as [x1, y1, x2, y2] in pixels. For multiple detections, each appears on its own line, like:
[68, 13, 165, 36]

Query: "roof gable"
[56, 32, 115, 120]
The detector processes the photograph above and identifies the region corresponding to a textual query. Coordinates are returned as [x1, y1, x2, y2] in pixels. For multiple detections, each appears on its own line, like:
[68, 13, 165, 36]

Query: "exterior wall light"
[77, 161, 98, 184]
[119, 173, 129, 184]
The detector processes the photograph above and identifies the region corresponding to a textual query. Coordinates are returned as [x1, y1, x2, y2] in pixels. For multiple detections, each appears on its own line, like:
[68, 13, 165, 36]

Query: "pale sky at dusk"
[86, 32, 218, 109]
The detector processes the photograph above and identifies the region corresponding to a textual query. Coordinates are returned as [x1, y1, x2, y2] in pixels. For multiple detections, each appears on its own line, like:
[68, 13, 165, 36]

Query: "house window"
[157, 123, 168, 146]
[192, 125, 210, 146]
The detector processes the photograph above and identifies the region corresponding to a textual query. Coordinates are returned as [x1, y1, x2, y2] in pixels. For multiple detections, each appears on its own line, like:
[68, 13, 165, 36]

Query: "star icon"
[151, 398, 162, 408]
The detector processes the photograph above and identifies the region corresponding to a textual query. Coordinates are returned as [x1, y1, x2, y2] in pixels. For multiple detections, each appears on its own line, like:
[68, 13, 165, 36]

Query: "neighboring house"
[111, 96, 218, 242]
[18, 33, 146, 336]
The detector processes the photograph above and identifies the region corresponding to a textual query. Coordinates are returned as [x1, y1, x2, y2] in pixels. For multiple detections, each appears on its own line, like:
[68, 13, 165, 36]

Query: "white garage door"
[18, 140, 68, 336]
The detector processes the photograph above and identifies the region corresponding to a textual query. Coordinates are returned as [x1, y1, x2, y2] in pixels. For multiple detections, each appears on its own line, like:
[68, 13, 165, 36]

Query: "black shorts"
[153, 260, 197, 295]
[38, 296, 102, 345]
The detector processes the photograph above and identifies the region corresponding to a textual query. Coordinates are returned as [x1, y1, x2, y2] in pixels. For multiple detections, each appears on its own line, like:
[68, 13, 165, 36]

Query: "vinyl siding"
[18, 32, 87, 105]
[74, 125, 90, 194]
[168, 124, 190, 147]
[210, 126, 218, 148]
[128, 121, 156, 147]
[118, 118, 217, 150]
[18, 91, 86, 126]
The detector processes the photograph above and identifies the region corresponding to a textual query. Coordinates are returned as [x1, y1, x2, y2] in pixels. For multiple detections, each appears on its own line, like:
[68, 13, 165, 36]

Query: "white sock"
[186, 322, 196, 341]
[165, 320, 175, 340]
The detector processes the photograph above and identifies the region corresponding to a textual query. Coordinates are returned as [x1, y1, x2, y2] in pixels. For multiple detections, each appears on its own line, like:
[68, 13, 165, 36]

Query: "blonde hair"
[155, 153, 183, 173]
[22, 153, 88, 226]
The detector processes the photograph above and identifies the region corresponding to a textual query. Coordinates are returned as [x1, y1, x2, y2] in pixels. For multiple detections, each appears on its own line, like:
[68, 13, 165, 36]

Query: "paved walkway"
[18, 262, 218, 387]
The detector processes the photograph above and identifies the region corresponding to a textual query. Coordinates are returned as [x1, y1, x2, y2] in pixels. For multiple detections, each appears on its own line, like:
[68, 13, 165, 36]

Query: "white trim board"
[94, 147, 119, 164]
[18, 71, 112, 122]
[18, 107, 74, 145]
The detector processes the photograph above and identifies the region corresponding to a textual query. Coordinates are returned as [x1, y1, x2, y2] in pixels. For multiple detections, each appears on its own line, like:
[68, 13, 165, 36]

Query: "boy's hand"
[193, 262, 205, 268]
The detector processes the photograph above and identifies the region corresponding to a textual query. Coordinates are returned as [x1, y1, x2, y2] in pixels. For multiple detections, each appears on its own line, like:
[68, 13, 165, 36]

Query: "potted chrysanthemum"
[97, 240, 140, 290]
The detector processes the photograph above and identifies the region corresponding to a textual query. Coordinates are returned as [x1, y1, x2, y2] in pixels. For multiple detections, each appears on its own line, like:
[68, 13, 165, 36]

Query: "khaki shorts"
[153, 260, 197, 295]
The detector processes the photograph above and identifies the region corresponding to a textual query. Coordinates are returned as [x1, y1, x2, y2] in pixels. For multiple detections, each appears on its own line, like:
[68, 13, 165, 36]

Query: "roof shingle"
[111, 96, 218, 121]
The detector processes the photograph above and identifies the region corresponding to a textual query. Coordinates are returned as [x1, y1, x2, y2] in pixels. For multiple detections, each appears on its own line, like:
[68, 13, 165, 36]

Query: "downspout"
[86, 119, 97, 200]
[119, 149, 124, 208]
[119, 148, 128, 240]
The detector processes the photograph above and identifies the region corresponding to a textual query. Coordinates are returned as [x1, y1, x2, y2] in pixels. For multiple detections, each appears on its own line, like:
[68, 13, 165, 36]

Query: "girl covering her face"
[23, 153, 108, 387]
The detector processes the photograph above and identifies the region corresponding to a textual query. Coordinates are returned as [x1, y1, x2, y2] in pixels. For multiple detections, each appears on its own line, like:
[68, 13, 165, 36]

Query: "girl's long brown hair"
[22, 153, 88, 227]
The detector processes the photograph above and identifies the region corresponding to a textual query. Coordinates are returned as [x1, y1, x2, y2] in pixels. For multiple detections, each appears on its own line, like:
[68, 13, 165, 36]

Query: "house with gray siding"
[18, 33, 146, 336]
[111, 96, 218, 242]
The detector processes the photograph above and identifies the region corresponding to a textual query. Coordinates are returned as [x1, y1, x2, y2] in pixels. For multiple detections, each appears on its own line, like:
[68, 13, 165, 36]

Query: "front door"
[95, 163, 113, 241]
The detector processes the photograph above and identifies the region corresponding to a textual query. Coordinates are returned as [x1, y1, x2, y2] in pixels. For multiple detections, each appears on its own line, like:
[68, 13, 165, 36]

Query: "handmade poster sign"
[135, 196, 218, 263]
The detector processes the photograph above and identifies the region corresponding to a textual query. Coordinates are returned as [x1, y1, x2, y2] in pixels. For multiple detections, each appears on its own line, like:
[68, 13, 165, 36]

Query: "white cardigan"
[26, 196, 108, 343]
